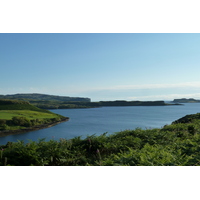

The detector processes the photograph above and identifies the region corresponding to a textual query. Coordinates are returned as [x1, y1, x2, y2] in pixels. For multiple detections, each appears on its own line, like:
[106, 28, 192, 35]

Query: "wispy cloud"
[2, 82, 200, 101]
[127, 93, 200, 101]
[98, 82, 200, 91]
[0, 87, 50, 95]
[59, 82, 200, 94]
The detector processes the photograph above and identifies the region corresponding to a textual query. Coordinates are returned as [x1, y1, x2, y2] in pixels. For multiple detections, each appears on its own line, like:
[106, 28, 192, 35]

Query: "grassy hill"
[0, 99, 68, 132]
[0, 99, 50, 112]
[1, 112, 200, 166]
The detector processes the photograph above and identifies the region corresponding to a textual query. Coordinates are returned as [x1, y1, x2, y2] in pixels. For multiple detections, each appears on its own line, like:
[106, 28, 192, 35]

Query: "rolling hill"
[0, 99, 68, 135]
[0, 93, 91, 102]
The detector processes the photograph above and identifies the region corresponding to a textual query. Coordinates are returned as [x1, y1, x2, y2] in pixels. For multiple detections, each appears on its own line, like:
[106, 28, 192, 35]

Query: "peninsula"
[0, 99, 69, 136]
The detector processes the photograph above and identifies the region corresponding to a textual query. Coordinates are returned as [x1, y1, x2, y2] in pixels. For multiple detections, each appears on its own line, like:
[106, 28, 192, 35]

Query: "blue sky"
[1, 33, 200, 101]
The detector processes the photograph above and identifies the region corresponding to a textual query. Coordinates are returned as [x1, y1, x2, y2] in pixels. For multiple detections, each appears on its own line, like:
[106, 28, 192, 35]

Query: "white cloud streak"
[2, 82, 200, 100]
[127, 93, 200, 101]
[100, 82, 200, 91]
[54, 81, 200, 95]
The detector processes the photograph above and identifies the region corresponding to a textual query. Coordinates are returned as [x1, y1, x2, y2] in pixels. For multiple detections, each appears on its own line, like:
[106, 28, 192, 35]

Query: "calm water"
[0, 103, 200, 145]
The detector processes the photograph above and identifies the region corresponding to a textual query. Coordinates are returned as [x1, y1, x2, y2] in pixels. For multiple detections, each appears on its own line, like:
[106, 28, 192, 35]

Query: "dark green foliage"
[172, 113, 200, 124]
[0, 119, 6, 126]
[188, 125, 196, 135]
[0, 116, 67, 131]
[11, 116, 31, 127]
[0, 119, 9, 130]
[0, 124, 9, 130]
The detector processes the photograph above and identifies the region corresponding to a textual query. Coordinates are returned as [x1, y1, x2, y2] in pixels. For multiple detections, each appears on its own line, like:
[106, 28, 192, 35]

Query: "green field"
[0, 110, 61, 120]
[0, 99, 68, 131]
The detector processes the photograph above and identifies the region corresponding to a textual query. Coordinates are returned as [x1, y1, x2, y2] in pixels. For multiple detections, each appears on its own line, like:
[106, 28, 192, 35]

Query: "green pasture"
[0, 110, 58, 120]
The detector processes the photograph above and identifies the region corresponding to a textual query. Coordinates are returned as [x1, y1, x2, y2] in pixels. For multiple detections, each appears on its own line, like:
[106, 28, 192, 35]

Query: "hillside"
[0, 93, 91, 102]
[0, 99, 49, 112]
[0, 99, 69, 135]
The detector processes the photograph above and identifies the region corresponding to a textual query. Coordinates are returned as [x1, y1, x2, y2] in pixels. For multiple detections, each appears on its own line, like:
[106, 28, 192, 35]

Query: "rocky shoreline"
[0, 117, 69, 137]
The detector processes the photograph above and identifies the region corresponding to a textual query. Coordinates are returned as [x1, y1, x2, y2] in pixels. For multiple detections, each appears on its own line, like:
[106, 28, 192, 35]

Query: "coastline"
[0, 117, 69, 137]
[39, 103, 183, 109]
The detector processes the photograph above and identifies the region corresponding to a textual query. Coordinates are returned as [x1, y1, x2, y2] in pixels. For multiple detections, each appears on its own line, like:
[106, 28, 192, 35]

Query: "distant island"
[0, 93, 181, 109]
[173, 98, 200, 103]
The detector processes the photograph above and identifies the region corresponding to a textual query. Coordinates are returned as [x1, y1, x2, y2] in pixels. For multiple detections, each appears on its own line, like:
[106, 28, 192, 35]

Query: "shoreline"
[43, 103, 183, 110]
[0, 117, 69, 137]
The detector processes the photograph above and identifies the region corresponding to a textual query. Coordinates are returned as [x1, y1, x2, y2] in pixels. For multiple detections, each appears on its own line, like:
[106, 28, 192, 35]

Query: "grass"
[0, 99, 68, 131]
[0, 110, 61, 120]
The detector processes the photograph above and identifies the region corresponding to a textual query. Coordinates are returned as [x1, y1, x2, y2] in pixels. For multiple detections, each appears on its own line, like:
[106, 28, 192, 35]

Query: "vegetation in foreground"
[1, 113, 200, 166]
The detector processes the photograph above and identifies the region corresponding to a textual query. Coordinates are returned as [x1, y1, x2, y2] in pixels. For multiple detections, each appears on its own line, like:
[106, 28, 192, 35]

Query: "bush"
[11, 116, 31, 127]
[0, 124, 9, 130]
[188, 125, 195, 135]
[0, 119, 6, 126]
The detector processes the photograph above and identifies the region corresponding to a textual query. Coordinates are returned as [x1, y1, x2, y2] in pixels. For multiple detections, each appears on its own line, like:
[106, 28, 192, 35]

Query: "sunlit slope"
[0, 110, 60, 120]
[0, 99, 68, 131]
[0, 99, 50, 112]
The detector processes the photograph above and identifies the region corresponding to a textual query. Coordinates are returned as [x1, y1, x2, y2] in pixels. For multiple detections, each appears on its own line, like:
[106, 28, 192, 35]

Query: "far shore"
[0, 117, 69, 137]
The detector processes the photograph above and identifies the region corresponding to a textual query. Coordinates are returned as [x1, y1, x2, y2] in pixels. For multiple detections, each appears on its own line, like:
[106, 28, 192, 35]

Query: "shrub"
[0, 119, 6, 126]
[0, 124, 9, 130]
[11, 116, 31, 127]
[188, 125, 195, 135]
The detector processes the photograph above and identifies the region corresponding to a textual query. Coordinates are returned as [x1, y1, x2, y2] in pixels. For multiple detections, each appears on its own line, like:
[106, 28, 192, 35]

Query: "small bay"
[0, 103, 200, 145]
